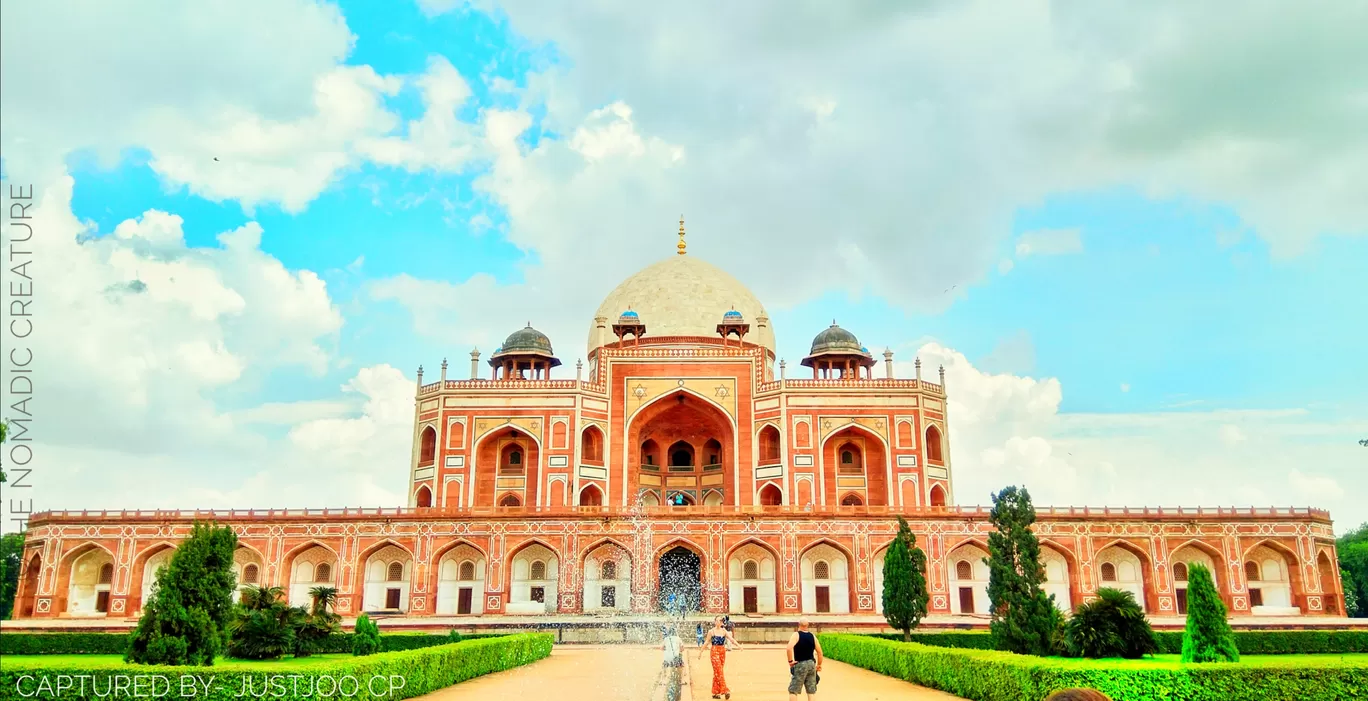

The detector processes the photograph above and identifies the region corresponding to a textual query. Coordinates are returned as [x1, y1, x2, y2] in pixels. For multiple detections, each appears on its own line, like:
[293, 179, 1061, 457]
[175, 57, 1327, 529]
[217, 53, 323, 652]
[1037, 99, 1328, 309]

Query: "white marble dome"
[590, 255, 776, 356]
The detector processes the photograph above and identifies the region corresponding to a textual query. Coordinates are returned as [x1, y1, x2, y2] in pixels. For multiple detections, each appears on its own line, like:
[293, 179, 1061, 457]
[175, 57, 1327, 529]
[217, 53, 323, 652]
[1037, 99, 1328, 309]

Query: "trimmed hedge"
[0, 633, 553, 700]
[869, 629, 1368, 655]
[0, 631, 502, 656]
[821, 634, 1368, 701]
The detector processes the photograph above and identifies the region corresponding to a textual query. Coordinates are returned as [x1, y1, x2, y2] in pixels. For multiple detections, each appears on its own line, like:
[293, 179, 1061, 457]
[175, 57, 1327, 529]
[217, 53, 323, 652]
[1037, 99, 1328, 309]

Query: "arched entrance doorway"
[658, 545, 702, 614]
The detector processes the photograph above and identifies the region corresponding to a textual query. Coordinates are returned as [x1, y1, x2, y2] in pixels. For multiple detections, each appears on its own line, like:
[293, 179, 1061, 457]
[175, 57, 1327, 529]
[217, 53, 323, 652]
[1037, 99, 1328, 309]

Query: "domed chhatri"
[716, 307, 750, 347]
[802, 321, 876, 378]
[612, 308, 647, 346]
[488, 323, 561, 379]
[808, 321, 865, 356]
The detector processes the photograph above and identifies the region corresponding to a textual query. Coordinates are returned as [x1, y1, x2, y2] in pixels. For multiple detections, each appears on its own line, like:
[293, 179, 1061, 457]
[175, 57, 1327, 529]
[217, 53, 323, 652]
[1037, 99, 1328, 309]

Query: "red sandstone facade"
[11, 244, 1346, 622]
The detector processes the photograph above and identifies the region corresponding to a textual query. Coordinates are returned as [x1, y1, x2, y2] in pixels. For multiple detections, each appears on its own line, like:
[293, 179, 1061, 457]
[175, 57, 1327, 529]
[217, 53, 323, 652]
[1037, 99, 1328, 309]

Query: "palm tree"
[307, 586, 338, 617]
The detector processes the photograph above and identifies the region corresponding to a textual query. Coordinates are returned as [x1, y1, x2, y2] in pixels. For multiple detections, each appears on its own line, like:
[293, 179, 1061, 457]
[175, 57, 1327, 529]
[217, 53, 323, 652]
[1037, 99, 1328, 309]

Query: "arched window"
[837, 442, 861, 473]
[667, 492, 695, 507]
[1100, 562, 1117, 582]
[500, 442, 525, 474]
[581, 426, 603, 463]
[499, 493, 522, 507]
[641, 439, 660, 468]
[459, 561, 476, 581]
[315, 563, 332, 582]
[98, 563, 114, 585]
[578, 484, 604, 507]
[841, 493, 864, 506]
[415, 485, 433, 508]
[758, 483, 783, 506]
[955, 560, 972, 580]
[929, 484, 948, 507]
[743, 560, 759, 580]
[813, 561, 830, 579]
[925, 425, 944, 463]
[387, 562, 404, 582]
[1173, 562, 1188, 582]
[530, 560, 547, 580]
[419, 426, 437, 465]
[703, 438, 722, 467]
[795, 421, 810, 447]
[669, 441, 694, 469]
[243, 564, 259, 584]
[758, 425, 781, 463]
[601, 561, 617, 579]
[1244, 561, 1260, 582]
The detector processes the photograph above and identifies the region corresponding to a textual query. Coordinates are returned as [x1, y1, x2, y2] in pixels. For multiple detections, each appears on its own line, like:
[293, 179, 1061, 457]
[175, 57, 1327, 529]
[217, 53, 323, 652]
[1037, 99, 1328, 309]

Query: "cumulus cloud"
[0, 177, 407, 528]
[901, 342, 1368, 532]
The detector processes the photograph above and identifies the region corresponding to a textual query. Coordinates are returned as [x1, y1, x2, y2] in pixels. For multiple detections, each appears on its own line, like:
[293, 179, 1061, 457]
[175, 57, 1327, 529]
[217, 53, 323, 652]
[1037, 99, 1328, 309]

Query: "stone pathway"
[419, 646, 675, 700]
[419, 644, 963, 701]
[688, 644, 965, 701]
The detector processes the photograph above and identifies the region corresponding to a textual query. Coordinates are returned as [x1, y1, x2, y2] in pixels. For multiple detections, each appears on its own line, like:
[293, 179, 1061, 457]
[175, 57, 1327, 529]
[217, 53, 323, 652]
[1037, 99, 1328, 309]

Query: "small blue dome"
[860, 346, 870, 354]
[620, 309, 639, 318]
[723, 309, 744, 320]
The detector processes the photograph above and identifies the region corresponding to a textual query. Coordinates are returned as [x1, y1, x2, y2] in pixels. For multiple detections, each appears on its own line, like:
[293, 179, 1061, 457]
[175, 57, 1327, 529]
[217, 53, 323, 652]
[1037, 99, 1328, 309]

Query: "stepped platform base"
[4, 613, 1365, 643]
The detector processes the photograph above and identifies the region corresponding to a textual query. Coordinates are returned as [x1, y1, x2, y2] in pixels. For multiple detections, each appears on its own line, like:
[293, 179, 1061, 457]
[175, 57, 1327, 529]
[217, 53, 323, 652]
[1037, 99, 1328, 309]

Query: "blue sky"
[2, 0, 1365, 528]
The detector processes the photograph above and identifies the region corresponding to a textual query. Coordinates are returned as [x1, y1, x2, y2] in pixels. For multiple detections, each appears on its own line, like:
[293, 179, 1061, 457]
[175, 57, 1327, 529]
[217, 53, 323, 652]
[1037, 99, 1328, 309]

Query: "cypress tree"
[881, 516, 929, 641]
[1180, 563, 1239, 663]
[126, 521, 238, 665]
[352, 613, 382, 656]
[986, 485, 1059, 656]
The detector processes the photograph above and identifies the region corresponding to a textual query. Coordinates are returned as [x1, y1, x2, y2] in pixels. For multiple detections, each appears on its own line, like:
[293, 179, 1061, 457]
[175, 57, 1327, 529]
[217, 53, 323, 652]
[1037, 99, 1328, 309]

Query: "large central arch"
[626, 390, 736, 507]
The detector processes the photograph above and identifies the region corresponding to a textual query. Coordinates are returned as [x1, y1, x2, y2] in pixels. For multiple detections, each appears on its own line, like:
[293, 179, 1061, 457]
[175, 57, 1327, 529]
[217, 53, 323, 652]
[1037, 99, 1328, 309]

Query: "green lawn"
[1040, 653, 1368, 668]
[0, 654, 354, 670]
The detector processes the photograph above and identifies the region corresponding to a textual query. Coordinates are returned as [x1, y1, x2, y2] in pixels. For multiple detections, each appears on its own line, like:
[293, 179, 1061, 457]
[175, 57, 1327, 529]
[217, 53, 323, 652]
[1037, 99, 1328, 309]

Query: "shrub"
[820, 633, 1368, 701]
[0, 634, 554, 701]
[1181, 563, 1239, 663]
[294, 586, 342, 657]
[0, 630, 503, 656]
[226, 585, 299, 660]
[1064, 588, 1157, 659]
[882, 516, 930, 642]
[125, 521, 239, 666]
[353, 614, 381, 656]
[986, 486, 1060, 656]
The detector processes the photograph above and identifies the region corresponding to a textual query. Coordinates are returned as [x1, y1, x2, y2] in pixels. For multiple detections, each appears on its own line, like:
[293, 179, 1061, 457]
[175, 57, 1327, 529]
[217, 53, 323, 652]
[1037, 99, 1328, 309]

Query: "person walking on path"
[695, 621, 706, 648]
[786, 618, 823, 701]
[699, 615, 741, 699]
[656, 626, 686, 701]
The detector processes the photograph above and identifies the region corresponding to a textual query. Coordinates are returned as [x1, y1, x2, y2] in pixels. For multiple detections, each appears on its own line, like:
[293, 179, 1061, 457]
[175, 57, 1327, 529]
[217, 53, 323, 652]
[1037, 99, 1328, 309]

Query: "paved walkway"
[688, 644, 963, 700]
[419, 645, 963, 701]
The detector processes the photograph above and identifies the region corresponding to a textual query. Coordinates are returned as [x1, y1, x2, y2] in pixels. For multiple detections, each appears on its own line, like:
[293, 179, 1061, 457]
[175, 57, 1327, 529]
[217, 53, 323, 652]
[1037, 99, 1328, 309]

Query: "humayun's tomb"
[9, 223, 1346, 630]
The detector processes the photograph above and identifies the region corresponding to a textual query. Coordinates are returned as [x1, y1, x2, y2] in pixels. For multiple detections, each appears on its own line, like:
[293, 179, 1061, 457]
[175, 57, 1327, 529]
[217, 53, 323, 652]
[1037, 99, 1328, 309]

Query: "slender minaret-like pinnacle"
[677, 215, 687, 255]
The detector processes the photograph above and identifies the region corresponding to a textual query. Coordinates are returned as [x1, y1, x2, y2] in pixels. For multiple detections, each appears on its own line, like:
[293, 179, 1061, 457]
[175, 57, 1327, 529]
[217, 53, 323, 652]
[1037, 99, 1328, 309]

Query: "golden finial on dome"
[677, 214, 687, 255]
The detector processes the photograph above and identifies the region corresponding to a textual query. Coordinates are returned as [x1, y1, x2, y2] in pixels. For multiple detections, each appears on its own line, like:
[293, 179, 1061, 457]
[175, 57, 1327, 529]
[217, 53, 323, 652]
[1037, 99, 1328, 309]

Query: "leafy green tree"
[986, 485, 1060, 656]
[881, 516, 929, 641]
[1180, 564, 1239, 662]
[0, 532, 24, 619]
[227, 586, 300, 660]
[294, 586, 341, 657]
[125, 522, 238, 666]
[352, 613, 381, 656]
[1065, 588, 1158, 659]
[1338, 523, 1368, 618]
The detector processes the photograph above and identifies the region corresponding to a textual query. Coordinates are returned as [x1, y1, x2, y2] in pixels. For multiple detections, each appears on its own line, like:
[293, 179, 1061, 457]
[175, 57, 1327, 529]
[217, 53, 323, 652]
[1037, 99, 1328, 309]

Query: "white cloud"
[0, 177, 411, 530]
[1016, 228, 1084, 257]
[1120, 383, 1131, 393]
[895, 342, 1367, 533]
